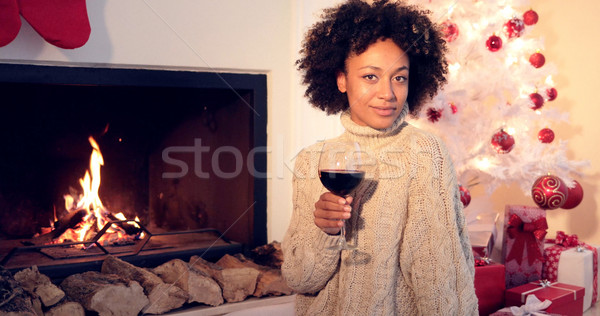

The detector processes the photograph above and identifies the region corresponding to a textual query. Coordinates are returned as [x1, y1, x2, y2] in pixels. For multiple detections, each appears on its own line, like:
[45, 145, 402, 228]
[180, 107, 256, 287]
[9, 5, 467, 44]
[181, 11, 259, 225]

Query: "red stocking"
[0, 0, 21, 47]
[17, 0, 91, 49]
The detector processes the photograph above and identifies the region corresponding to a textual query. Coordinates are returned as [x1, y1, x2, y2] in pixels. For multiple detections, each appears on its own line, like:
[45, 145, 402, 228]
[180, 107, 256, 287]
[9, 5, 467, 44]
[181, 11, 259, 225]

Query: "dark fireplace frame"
[0, 63, 268, 248]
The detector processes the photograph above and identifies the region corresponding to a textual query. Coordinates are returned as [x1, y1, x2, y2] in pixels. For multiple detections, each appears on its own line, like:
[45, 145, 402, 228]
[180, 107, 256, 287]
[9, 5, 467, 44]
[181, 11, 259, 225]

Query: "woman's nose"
[377, 80, 395, 101]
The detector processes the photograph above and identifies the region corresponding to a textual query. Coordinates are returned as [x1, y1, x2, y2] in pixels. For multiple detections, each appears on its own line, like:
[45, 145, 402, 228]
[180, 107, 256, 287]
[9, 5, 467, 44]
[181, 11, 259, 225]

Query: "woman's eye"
[394, 76, 407, 82]
[363, 75, 377, 80]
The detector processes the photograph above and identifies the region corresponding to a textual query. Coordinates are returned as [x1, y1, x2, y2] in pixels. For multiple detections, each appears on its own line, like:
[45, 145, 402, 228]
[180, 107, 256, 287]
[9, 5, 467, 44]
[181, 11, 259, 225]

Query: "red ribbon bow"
[474, 257, 491, 267]
[553, 230, 580, 247]
[506, 214, 548, 265]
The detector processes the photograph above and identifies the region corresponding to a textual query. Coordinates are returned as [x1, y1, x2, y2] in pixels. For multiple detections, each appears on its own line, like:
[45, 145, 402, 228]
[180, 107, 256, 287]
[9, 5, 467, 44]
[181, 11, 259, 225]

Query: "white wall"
[292, 0, 345, 154]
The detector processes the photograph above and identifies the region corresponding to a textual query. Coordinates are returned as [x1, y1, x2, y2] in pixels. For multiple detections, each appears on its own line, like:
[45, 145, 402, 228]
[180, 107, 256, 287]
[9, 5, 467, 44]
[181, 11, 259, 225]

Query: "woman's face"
[337, 38, 409, 130]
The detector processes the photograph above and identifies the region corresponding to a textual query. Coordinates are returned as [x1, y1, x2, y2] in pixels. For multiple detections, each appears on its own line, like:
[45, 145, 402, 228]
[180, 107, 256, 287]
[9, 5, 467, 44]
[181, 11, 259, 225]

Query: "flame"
[54, 137, 140, 245]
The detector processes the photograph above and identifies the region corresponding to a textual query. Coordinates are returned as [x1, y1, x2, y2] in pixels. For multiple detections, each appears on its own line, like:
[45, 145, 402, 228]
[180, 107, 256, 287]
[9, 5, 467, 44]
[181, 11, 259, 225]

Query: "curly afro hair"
[297, 0, 448, 116]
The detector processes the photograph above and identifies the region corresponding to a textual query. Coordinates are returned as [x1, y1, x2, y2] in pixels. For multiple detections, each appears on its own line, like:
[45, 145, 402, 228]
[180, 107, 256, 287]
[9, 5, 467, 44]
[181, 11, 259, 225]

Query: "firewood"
[35, 283, 64, 307]
[0, 267, 37, 316]
[248, 241, 284, 269]
[31, 297, 43, 316]
[29, 209, 87, 245]
[60, 271, 148, 316]
[216, 254, 293, 298]
[106, 213, 142, 235]
[189, 255, 259, 303]
[13, 265, 65, 307]
[45, 301, 85, 316]
[101, 255, 187, 314]
[153, 259, 223, 306]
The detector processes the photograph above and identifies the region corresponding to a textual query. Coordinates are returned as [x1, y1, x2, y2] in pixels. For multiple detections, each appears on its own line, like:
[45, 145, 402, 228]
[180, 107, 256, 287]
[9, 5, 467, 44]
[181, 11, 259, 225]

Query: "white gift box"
[466, 211, 499, 258]
[545, 244, 600, 311]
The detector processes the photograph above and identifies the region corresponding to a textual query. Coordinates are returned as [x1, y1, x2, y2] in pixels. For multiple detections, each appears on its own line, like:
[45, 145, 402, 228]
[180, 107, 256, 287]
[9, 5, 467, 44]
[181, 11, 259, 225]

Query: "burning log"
[29, 209, 87, 245]
[216, 254, 293, 298]
[106, 213, 141, 236]
[51, 209, 88, 238]
[13, 265, 65, 308]
[153, 259, 224, 306]
[60, 271, 148, 316]
[189, 255, 259, 303]
[0, 267, 39, 316]
[101, 255, 187, 314]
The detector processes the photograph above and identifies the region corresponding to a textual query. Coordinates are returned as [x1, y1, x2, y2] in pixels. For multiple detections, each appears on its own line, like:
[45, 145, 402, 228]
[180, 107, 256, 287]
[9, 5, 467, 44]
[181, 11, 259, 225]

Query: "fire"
[53, 136, 142, 245]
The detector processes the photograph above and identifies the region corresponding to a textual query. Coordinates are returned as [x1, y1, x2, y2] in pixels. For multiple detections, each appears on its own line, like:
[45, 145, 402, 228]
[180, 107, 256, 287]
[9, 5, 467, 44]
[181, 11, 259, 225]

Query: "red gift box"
[475, 261, 505, 316]
[505, 281, 585, 316]
[501, 205, 548, 289]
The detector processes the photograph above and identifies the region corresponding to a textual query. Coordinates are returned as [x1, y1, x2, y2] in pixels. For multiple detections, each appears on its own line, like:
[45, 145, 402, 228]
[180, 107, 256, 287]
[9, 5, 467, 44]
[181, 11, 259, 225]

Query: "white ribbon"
[509, 294, 552, 316]
[520, 280, 579, 302]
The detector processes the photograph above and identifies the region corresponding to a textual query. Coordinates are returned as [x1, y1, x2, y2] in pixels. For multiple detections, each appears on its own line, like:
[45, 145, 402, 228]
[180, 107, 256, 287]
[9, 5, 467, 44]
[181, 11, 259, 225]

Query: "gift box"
[471, 231, 495, 258]
[490, 294, 561, 316]
[505, 281, 585, 316]
[474, 260, 505, 316]
[543, 231, 599, 311]
[466, 209, 499, 258]
[501, 205, 548, 289]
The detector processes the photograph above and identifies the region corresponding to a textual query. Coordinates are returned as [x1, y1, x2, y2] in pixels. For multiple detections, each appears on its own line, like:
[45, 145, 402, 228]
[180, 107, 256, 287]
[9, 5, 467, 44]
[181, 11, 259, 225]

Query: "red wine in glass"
[319, 169, 365, 196]
[318, 142, 364, 250]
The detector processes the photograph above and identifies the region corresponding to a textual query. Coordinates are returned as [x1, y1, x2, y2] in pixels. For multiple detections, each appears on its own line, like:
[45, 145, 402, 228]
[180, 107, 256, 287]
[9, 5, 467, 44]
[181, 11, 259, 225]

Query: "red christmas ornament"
[504, 17, 525, 38]
[546, 87, 558, 101]
[529, 92, 545, 110]
[486, 35, 503, 52]
[427, 107, 443, 123]
[449, 102, 458, 114]
[459, 185, 471, 208]
[442, 20, 459, 42]
[531, 174, 568, 210]
[562, 180, 584, 209]
[529, 52, 546, 68]
[491, 129, 515, 154]
[538, 128, 555, 143]
[523, 9, 539, 26]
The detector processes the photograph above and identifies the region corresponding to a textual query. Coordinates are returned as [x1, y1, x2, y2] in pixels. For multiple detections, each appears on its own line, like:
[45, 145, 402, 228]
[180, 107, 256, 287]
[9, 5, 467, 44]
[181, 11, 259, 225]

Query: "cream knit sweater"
[282, 106, 478, 315]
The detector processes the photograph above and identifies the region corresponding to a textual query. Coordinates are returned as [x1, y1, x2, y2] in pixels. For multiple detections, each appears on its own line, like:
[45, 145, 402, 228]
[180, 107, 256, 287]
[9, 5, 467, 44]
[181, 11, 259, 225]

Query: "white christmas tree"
[406, 0, 589, 208]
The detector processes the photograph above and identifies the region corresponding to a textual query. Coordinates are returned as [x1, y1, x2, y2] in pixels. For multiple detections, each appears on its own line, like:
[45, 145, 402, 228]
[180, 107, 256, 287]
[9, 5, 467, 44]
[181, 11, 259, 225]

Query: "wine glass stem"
[339, 220, 347, 248]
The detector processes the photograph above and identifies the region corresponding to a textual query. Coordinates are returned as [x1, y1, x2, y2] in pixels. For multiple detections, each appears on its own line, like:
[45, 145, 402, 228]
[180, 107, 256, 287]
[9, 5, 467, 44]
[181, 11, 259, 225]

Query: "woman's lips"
[371, 106, 396, 116]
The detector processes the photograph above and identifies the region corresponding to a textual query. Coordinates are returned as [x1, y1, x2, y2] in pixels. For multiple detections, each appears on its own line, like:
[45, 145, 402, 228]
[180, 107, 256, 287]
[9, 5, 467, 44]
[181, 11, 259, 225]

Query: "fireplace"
[0, 63, 267, 277]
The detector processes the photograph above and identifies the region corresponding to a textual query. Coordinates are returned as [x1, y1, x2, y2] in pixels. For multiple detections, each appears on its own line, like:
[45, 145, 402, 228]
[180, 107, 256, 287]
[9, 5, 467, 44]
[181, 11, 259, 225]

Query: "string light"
[476, 157, 492, 171]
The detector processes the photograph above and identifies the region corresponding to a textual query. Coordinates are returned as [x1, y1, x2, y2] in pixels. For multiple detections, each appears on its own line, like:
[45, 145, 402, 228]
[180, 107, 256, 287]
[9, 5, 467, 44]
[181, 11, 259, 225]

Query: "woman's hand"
[313, 192, 353, 235]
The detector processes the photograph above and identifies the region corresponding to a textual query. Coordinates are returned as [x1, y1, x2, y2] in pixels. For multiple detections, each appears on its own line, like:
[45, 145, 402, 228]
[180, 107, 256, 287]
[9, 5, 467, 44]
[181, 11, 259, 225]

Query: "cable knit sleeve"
[399, 132, 478, 315]
[281, 146, 342, 294]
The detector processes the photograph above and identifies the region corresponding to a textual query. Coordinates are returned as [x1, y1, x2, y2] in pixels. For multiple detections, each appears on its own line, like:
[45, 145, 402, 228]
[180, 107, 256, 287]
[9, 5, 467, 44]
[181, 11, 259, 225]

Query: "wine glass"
[318, 141, 365, 250]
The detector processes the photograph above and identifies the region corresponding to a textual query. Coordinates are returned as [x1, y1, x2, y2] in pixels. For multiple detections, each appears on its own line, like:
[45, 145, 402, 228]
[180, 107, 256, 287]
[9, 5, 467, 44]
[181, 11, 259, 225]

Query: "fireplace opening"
[0, 64, 267, 274]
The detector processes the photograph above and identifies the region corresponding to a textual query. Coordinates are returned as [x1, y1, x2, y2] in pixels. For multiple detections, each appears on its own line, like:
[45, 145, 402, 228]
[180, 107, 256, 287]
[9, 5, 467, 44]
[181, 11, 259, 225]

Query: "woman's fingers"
[313, 192, 352, 233]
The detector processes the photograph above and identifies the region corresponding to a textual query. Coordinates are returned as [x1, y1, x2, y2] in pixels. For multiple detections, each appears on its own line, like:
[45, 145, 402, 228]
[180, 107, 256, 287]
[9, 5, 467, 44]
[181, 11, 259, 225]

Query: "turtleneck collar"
[340, 102, 409, 144]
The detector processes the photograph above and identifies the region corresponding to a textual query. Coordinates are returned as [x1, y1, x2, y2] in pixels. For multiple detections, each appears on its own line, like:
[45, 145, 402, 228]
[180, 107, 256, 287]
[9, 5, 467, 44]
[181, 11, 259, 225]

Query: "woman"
[281, 1, 478, 315]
